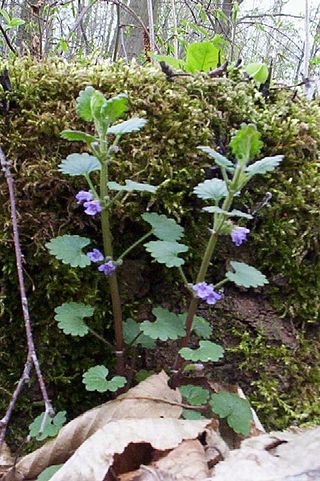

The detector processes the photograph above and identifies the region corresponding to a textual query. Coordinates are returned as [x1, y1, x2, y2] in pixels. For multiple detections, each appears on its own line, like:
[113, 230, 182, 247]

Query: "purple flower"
[98, 261, 116, 276]
[192, 282, 222, 305]
[231, 226, 250, 246]
[83, 200, 102, 216]
[76, 190, 93, 204]
[87, 248, 104, 263]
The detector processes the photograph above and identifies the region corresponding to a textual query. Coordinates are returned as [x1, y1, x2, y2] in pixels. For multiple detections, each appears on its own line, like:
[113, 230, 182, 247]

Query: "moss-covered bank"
[0, 59, 319, 437]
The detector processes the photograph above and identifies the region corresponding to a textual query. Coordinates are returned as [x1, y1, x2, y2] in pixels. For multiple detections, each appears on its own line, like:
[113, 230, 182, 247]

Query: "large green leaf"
[82, 365, 126, 393]
[193, 179, 228, 201]
[29, 411, 67, 441]
[54, 302, 94, 336]
[107, 118, 147, 135]
[76, 85, 95, 122]
[123, 318, 155, 349]
[210, 392, 253, 436]
[108, 180, 157, 194]
[197, 146, 235, 172]
[245, 155, 284, 177]
[140, 307, 185, 341]
[203, 206, 253, 219]
[245, 63, 269, 84]
[46, 235, 91, 268]
[180, 385, 210, 406]
[229, 124, 263, 163]
[58, 153, 101, 176]
[226, 261, 268, 288]
[144, 240, 188, 267]
[60, 130, 96, 144]
[186, 41, 221, 73]
[142, 213, 184, 241]
[179, 340, 224, 362]
[37, 465, 63, 481]
[101, 93, 128, 123]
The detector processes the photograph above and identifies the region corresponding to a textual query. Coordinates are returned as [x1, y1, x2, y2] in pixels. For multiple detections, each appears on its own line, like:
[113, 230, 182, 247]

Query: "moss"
[0, 58, 319, 437]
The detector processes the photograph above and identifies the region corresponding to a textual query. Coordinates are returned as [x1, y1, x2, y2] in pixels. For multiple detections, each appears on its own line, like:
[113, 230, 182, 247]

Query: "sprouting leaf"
[29, 411, 67, 441]
[197, 146, 235, 172]
[76, 85, 95, 122]
[182, 409, 207, 420]
[229, 124, 263, 162]
[142, 213, 184, 241]
[123, 318, 155, 349]
[107, 118, 147, 135]
[226, 261, 268, 288]
[178, 313, 212, 338]
[193, 179, 228, 201]
[180, 385, 210, 406]
[179, 341, 224, 362]
[108, 180, 157, 194]
[101, 93, 128, 123]
[54, 302, 94, 336]
[144, 240, 188, 267]
[37, 465, 63, 481]
[60, 130, 96, 144]
[58, 153, 101, 177]
[210, 391, 253, 436]
[46, 235, 91, 268]
[245, 63, 269, 84]
[186, 41, 221, 73]
[203, 206, 253, 219]
[82, 365, 126, 393]
[140, 307, 186, 341]
[90, 90, 107, 125]
[246, 155, 284, 177]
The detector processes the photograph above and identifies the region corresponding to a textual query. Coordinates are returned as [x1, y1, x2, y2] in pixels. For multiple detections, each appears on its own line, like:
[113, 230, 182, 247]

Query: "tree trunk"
[215, 0, 244, 39]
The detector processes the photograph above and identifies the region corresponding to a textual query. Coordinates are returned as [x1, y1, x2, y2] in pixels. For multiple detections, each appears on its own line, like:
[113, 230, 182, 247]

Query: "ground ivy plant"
[44, 86, 283, 437]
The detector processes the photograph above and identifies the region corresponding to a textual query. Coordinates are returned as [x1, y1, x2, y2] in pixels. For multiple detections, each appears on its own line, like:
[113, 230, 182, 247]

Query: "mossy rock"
[0, 59, 319, 439]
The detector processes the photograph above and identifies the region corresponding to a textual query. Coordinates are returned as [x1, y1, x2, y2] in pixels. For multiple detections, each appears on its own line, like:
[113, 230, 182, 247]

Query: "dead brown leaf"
[4, 371, 182, 481]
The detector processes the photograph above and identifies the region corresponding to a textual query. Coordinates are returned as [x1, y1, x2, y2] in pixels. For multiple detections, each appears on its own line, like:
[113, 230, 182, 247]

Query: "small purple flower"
[83, 200, 102, 216]
[87, 248, 104, 263]
[76, 190, 93, 204]
[192, 282, 222, 305]
[98, 261, 116, 276]
[231, 226, 250, 246]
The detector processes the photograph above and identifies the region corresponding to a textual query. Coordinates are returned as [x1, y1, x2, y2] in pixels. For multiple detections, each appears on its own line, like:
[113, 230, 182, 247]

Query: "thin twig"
[0, 24, 17, 54]
[0, 148, 53, 452]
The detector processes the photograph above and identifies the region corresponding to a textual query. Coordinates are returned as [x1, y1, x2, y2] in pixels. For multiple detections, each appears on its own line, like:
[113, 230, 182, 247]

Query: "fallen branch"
[0, 147, 53, 453]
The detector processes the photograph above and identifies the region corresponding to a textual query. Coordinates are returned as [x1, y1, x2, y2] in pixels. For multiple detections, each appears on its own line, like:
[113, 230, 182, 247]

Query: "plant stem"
[88, 327, 114, 350]
[118, 231, 152, 260]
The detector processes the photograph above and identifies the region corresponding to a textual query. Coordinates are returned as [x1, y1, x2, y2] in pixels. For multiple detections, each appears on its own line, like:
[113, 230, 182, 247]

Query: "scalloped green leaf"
[178, 314, 212, 339]
[246, 155, 284, 177]
[230, 124, 263, 162]
[101, 93, 128, 123]
[180, 385, 210, 406]
[108, 180, 157, 193]
[140, 307, 185, 341]
[37, 465, 63, 481]
[193, 179, 228, 201]
[179, 341, 224, 362]
[76, 85, 95, 122]
[54, 302, 94, 336]
[29, 411, 67, 441]
[203, 206, 253, 219]
[60, 130, 96, 144]
[46, 235, 91, 268]
[142, 213, 184, 241]
[226, 261, 268, 288]
[210, 391, 253, 436]
[107, 117, 147, 135]
[123, 318, 155, 349]
[83, 365, 126, 393]
[144, 240, 188, 268]
[58, 153, 101, 177]
[197, 146, 235, 172]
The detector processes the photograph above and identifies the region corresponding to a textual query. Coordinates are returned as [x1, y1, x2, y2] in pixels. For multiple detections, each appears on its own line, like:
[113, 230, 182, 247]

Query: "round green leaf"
[29, 411, 67, 441]
[107, 117, 147, 135]
[123, 318, 155, 349]
[140, 307, 185, 341]
[226, 261, 268, 288]
[83, 365, 126, 393]
[210, 391, 253, 436]
[182, 409, 207, 420]
[245, 63, 269, 84]
[180, 385, 210, 406]
[193, 179, 228, 201]
[144, 240, 188, 268]
[179, 340, 224, 362]
[54, 302, 94, 336]
[58, 153, 101, 176]
[142, 213, 184, 241]
[46, 235, 91, 268]
[178, 314, 212, 338]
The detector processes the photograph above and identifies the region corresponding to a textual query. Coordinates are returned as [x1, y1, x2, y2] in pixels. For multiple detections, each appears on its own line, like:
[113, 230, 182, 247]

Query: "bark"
[214, 0, 244, 40]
